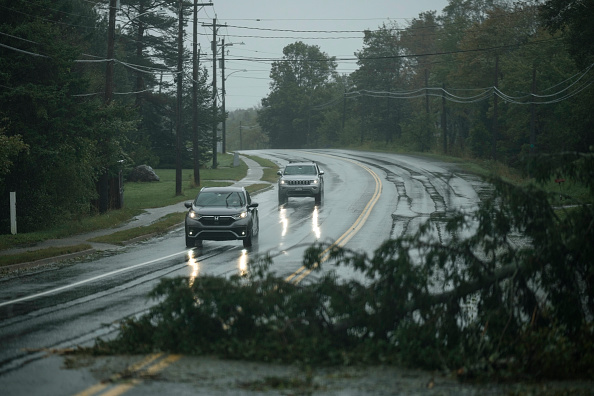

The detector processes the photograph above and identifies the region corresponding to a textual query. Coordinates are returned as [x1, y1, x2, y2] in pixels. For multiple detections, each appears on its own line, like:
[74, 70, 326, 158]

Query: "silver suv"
[277, 161, 324, 205]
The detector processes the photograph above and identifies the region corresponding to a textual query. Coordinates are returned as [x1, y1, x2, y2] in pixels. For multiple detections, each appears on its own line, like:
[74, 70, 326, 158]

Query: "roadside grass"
[88, 213, 186, 245]
[0, 208, 144, 251]
[0, 244, 93, 267]
[244, 154, 279, 184]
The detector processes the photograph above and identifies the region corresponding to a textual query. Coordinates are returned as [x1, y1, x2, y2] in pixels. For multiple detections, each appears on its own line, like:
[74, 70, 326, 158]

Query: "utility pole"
[342, 88, 346, 131]
[191, 2, 212, 186]
[202, 19, 226, 169]
[175, 0, 183, 196]
[99, 0, 117, 214]
[492, 54, 499, 161]
[530, 65, 536, 155]
[211, 19, 217, 168]
[193, 1, 199, 186]
[221, 38, 226, 154]
[425, 69, 429, 114]
[442, 83, 447, 154]
[105, 0, 116, 105]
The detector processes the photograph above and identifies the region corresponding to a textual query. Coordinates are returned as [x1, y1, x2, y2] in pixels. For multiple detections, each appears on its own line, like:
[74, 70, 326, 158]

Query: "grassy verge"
[88, 213, 186, 245]
[0, 244, 93, 267]
[244, 155, 280, 184]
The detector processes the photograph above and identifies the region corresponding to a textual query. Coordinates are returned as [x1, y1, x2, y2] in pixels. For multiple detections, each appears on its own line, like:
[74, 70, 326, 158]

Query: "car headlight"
[312, 179, 318, 184]
[280, 179, 286, 185]
[231, 211, 248, 220]
[188, 210, 201, 219]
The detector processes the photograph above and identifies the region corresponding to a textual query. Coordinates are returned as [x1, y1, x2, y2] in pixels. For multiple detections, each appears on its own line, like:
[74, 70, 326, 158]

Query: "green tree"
[352, 23, 407, 145]
[0, 122, 28, 179]
[117, 0, 179, 167]
[0, 0, 136, 231]
[540, 0, 594, 69]
[258, 42, 336, 148]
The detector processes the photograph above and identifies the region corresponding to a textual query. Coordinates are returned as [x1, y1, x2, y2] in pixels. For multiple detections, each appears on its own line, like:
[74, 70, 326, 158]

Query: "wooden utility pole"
[530, 65, 536, 155]
[211, 19, 218, 168]
[202, 18, 225, 169]
[105, 0, 116, 105]
[492, 54, 499, 161]
[442, 83, 447, 154]
[175, 0, 183, 196]
[98, 0, 118, 214]
[425, 69, 429, 114]
[221, 38, 227, 154]
[239, 121, 242, 150]
[192, 1, 200, 186]
[191, 2, 212, 186]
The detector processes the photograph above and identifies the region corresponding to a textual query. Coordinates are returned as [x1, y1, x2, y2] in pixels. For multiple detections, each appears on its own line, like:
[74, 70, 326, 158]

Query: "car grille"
[287, 180, 313, 185]
[200, 216, 234, 226]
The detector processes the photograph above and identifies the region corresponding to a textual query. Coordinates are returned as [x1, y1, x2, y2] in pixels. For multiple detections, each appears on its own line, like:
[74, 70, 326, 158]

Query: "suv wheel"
[314, 191, 322, 205]
[243, 232, 253, 248]
[278, 191, 288, 205]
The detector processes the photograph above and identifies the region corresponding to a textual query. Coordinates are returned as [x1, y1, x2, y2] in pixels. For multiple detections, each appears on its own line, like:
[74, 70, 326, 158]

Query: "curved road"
[0, 149, 486, 395]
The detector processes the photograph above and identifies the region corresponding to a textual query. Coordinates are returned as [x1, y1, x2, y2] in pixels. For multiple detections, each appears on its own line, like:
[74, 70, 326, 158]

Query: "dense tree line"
[0, 0, 215, 232]
[258, 0, 594, 166]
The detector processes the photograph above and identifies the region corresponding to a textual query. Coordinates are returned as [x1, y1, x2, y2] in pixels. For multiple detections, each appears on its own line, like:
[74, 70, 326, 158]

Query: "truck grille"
[287, 180, 313, 185]
[200, 216, 234, 226]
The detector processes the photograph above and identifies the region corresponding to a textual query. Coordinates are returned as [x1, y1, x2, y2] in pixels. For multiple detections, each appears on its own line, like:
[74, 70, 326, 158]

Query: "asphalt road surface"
[0, 149, 505, 395]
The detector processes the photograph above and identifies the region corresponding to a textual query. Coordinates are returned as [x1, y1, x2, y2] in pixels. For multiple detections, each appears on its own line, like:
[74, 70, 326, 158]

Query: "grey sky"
[195, 1, 450, 110]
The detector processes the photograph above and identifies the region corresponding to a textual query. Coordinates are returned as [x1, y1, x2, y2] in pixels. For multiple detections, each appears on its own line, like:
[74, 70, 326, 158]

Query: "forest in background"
[257, 0, 593, 168]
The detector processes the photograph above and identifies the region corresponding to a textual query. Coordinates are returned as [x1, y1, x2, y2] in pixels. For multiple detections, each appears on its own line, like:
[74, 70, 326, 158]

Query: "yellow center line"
[99, 380, 141, 396]
[286, 153, 382, 284]
[73, 353, 180, 396]
[144, 354, 181, 375]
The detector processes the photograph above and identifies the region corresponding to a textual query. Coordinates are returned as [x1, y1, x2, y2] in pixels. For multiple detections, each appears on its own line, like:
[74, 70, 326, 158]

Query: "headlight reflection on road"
[279, 207, 288, 237]
[312, 206, 321, 239]
[238, 249, 248, 276]
[187, 250, 200, 286]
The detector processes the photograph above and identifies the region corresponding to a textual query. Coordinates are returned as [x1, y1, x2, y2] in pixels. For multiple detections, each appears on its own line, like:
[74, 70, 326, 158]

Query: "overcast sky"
[193, 1, 450, 111]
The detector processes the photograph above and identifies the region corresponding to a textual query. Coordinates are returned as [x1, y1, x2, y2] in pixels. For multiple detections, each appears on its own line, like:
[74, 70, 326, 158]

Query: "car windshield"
[195, 191, 244, 207]
[284, 165, 316, 175]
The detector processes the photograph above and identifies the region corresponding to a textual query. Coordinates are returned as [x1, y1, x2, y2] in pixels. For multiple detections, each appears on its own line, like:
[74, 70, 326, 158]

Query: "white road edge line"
[0, 251, 187, 308]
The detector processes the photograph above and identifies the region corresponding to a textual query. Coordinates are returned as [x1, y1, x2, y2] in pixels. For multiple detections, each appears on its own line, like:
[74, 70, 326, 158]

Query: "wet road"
[0, 149, 487, 395]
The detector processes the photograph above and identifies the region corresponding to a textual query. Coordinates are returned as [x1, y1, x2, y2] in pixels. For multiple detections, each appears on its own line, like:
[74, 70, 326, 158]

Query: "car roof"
[286, 161, 316, 166]
[199, 186, 246, 193]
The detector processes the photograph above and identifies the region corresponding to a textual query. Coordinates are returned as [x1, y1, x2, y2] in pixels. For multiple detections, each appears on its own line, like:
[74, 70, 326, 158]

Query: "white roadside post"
[10, 191, 17, 235]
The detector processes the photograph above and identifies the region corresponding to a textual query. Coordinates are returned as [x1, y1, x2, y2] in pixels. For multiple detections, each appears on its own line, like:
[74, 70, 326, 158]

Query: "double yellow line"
[74, 353, 181, 396]
[285, 156, 382, 284]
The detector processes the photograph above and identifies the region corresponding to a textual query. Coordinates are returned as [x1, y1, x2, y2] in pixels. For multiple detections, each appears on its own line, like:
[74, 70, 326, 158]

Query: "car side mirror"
[184, 201, 192, 209]
[249, 203, 259, 208]
[319, 170, 324, 175]
[277, 170, 282, 176]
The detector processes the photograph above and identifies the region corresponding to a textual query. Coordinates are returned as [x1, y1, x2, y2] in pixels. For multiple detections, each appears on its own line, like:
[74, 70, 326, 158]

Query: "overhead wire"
[1, 1, 588, 107]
